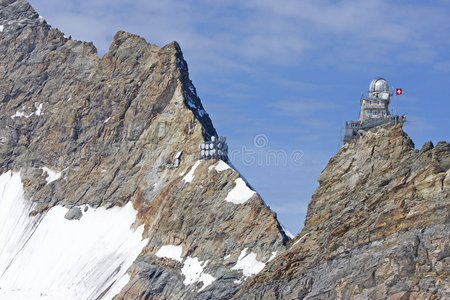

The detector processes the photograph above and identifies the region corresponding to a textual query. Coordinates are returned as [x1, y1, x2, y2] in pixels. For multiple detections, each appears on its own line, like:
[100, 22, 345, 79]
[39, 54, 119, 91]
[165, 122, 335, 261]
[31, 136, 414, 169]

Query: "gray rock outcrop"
[64, 206, 82, 220]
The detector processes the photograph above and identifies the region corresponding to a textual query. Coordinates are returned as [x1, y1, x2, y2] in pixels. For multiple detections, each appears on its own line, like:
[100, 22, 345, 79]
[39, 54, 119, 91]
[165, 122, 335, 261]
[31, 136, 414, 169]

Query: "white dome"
[369, 78, 389, 93]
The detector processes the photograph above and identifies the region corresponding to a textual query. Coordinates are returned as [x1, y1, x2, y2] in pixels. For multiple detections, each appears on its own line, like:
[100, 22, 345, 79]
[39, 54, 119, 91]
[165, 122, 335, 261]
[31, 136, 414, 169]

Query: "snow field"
[225, 178, 255, 204]
[0, 171, 148, 300]
[208, 160, 231, 172]
[231, 248, 266, 277]
[182, 160, 201, 183]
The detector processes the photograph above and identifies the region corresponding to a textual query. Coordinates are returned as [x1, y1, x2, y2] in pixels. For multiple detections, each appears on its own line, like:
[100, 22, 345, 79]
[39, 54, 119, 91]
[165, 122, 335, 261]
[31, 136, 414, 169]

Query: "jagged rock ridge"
[0, 0, 288, 299]
[236, 124, 449, 299]
[2, 1, 448, 299]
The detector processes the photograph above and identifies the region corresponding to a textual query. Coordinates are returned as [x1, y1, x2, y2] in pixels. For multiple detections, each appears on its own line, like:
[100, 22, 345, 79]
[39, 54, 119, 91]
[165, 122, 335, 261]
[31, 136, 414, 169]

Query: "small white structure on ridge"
[199, 136, 228, 161]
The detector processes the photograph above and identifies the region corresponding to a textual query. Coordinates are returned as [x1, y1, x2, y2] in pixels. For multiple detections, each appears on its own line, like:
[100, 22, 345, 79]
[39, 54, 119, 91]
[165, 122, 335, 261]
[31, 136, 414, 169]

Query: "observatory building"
[343, 78, 405, 143]
[359, 78, 392, 121]
[199, 136, 229, 161]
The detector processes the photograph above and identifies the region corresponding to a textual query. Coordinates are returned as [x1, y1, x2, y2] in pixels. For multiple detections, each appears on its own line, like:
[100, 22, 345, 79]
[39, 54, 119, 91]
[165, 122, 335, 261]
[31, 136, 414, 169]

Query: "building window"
[366, 110, 370, 115]
[373, 111, 377, 116]
[369, 100, 372, 104]
[377, 101, 380, 105]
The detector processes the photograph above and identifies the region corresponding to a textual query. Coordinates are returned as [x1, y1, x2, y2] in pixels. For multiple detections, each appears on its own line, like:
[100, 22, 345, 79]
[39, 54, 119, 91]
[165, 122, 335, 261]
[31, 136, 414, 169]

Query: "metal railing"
[343, 115, 406, 143]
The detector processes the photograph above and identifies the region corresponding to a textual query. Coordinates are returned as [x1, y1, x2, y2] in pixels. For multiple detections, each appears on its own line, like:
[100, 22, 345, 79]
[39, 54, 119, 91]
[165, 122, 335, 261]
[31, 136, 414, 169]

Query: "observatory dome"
[369, 78, 389, 93]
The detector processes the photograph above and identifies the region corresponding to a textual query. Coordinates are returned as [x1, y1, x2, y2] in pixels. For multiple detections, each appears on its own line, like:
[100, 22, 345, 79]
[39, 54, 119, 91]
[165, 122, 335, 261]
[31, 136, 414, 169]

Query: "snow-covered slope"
[0, 171, 148, 299]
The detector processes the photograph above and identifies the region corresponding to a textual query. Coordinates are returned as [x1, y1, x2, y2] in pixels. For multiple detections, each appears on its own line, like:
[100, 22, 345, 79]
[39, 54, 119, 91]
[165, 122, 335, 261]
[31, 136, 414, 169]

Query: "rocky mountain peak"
[0, 1, 288, 299]
[1, 1, 448, 299]
[236, 124, 449, 299]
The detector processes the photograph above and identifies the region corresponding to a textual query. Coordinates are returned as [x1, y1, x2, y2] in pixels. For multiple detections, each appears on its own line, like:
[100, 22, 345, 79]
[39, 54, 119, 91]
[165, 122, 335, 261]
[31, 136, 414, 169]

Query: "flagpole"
[393, 87, 396, 125]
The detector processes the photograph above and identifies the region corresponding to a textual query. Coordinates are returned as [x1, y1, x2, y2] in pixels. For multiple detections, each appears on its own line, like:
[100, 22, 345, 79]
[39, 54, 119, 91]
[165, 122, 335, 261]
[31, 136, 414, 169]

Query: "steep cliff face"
[0, 1, 288, 299]
[237, 124, 449, 299]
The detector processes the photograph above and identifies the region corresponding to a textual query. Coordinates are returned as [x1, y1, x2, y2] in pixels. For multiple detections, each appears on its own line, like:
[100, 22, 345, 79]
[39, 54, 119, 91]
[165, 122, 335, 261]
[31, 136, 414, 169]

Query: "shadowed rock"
[64, 207, 82, 220]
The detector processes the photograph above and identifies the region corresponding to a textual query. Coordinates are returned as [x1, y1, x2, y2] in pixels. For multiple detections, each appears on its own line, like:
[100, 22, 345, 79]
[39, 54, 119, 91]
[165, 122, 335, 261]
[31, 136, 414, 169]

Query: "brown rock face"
[236, 124, 450, 299]
[2, 1, 448, 299]
[0, 1, 287, 299]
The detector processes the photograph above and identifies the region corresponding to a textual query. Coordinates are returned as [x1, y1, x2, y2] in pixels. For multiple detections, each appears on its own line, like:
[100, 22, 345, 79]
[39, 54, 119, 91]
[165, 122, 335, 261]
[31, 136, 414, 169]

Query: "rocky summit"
[236, 124, 449, 299]
[0, 1, 449, 300]
[0, 0, 288, 299]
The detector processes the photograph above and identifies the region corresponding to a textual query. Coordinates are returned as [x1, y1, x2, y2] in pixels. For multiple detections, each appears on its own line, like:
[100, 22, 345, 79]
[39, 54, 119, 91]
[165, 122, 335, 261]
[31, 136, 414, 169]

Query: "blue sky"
[28, 0, 450, 235]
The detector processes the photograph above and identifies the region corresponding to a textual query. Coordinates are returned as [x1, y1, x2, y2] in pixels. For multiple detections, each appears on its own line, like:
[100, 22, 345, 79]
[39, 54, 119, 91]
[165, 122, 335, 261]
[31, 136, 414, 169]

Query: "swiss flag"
[396, 88, 402, 95]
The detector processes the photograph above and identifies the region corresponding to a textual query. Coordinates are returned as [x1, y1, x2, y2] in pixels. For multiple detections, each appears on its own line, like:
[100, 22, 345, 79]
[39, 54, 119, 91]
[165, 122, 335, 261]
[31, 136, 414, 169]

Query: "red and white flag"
[396, 88, 402, 95]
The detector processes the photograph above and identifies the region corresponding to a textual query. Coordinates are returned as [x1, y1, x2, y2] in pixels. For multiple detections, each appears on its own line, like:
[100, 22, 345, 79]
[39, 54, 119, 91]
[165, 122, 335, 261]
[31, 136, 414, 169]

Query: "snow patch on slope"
[231, 248, 265, 277]
[34, 103, 43, 116]
[101, 273, 131, 300]
[41, 167, 62, 185]
[293, 232, 310, 246]
[155, 244, 215, 291]
[0, 171, 37, 279]
[10, 107, 31, 119]
[0, 25, 4, 32]
[10, 103, 43, 119]
[183, 160, 201, 183]
[0, 171, 148, 300]
[225, 178, 255, 204]
[155, 245, 183, 262]
[181, 257, 215, 291]
[268, 251, 277, 262]
[209, 160, 231, 172]
[281, 224, 295, 239]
